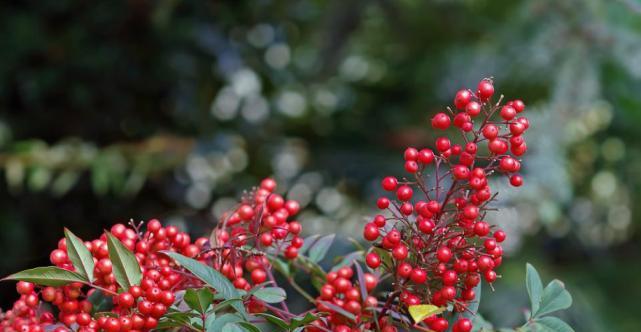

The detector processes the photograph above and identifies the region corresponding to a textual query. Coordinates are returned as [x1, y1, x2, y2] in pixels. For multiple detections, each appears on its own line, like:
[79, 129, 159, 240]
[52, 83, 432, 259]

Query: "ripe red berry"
[510, 174, 523, 187]
[396, 185, 413, 201]
[418, 148, 435, 164]
[477, 79, 494, 101]
[436, 137, 451, 152]
[436, 247, 452, 262]
[512, 99, 525, 112]
[410, 268, 427, 284]
[381, 176, 398, 191]
[366, 252, 381, 268]
[404, 147, 419, 161]
[363, 223, 380, 241]
[431, 112, 451, 130]
[392, 244, 409, 260]
[453, 318, 473, 332]
[16, 281, 34, 295]
[454, 89, 472, 109]
[465, 101, 481, 117]
[397, 262, 413, 278]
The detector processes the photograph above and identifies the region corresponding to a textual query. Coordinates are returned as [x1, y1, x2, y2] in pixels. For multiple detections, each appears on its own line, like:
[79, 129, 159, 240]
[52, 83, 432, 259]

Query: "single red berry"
[477, 79, 494, 101]
[465, 101, 481, 117]
[410, 268, 427, 284]
[381, 176, 398, 191]
[397, 262, 413, 278]
[454, 89, 472, 109]
[363, 223, 380, 241]
[431, 112, 451, 130]
[366, 252, 381, 268]
[392, 244, 409, 260]
[396, 185, 413, 201]
[436, 247, 452, 262]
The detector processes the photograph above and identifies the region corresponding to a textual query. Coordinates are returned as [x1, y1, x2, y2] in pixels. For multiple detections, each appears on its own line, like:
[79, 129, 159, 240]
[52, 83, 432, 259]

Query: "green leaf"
[237, 321, 261, 332]
[207, 313, 243, 332]
[298, 234, 321, 255]
[289, 312, 318, 329]
[534, 280, 572, 317]
[252, 287, 286, 303]
[526, 263, 544, 315]
[270, 257, 291, 278]
[319, 301, 357, 322]
[408, 304, 446, 323]
[87, 290, 113, 313]
[308, 234, 334, 263]
[211, 298, 244, 313]
[162, 252, 247, 318]
[184, 288, 214, 313]
[64, 228, 95, 282]
[3, 266, 87, 286]
[255, 313, 289, 330]
[330, 251, 364, 272]
[222, 323, 246, 332]
[372, 247, 393, 270]
[530, 316, 575, 332]
[157, 312, 197, 329]
[471, 314, 494, 332]
[106, 232, 142, 290]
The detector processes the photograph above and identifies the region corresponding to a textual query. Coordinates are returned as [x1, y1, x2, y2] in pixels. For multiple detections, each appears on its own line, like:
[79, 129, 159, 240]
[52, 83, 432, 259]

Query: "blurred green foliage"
[0, 0, 640, 331]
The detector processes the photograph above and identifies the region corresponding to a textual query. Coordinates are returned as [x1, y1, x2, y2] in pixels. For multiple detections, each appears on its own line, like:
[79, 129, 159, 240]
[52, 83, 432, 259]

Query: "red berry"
[410, 268, 427, 284]
[392, 244, 409, 260]
[431, 113, 451, 130]
[366, 252, 381, 268]
[477, 79, 494, 101]
[396, 185, 413, 201]
[363, 223, 380, 241]
[436, 247, 452, 262]
[465, 101, 481, 117]
[381, 177, 398, 191]
[454, 89, 472, 109]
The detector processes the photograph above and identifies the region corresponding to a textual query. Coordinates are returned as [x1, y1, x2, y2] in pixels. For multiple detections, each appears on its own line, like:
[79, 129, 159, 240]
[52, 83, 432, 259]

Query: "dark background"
[1, 1, 640, 331]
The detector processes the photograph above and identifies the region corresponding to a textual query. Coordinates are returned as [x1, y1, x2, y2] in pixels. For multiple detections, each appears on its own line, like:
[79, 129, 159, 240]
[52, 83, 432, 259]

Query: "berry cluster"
[308, 266, 379, 331]
[0, 178, 303, 332]
[363, 78, 528, 331]
[4, 221, 207, 332]
[0, 80, 532, 332]
[206, 178, 304, 291]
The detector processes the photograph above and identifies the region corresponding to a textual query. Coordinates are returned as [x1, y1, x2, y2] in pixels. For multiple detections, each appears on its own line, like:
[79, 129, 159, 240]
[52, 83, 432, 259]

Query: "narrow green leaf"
[319, 300, 357, 321]
[237, 321, 261, 332]
[330, 251, 364, 272]
[222, 323, 246, 332]
[530, 316, 575, 332]
[211, 298, 243, 313]
[252, 287, 286, 303]
[298, 234, 320, 255]
[64, 228, 95, 282]
[535, 280, 572, 317]
[526, 263, 544, 315]
[184, 288, 214, 313]
[353, 262, 368, 303]
[162, 252, 247, 318]
[106, 232, 142, 290]
[255, 313, 289, 329]
[289, 312, 318, 329]
[3, 266, 87, 286]
[308, 234, 335, 263]
[207, 313, 243, 332]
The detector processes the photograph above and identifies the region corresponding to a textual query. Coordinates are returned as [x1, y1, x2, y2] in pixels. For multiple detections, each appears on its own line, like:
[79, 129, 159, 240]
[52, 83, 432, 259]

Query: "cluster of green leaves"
[471, 264, 574, 332]
[2, 228, 321, 331]
[3, 229, 141, 292]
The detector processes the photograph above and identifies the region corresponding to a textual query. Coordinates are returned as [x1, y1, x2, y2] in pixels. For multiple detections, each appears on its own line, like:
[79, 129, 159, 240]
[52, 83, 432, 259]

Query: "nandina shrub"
[0, 79, 574, 332]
